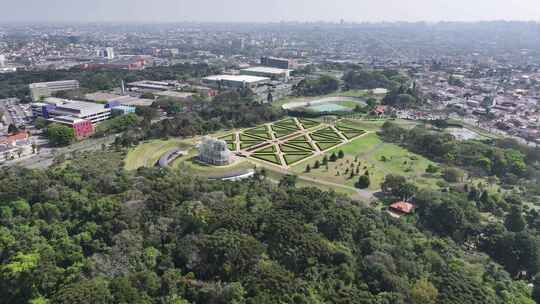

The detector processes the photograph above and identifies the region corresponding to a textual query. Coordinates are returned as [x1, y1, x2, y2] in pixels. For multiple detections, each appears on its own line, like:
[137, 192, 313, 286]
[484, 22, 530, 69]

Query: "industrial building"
[79, 56, 149, 71]
[49, 100, 111, 124]
[154, 91, 195, 101]
[32, 98, 111, 124]
[260, 56, 295, 69]
[29, 80, 80, 101]
[201, 75, 270, 89]
[84, 92, 154, 107]
[240, 66, 291, 82]
[126, 80, 176, 92]
[31, 98, 124, 139]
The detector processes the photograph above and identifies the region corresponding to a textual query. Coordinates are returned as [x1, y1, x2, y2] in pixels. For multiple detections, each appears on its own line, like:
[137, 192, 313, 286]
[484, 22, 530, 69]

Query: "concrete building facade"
[29, 80, 80, 101]
[260, 56, 295, 69]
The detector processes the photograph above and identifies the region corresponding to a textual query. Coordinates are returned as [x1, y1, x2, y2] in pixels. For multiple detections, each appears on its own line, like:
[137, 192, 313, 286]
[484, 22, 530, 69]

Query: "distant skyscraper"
[0, 55, 5, 67]
[231, 38, 245, 51]
[105, 47, 115, 60]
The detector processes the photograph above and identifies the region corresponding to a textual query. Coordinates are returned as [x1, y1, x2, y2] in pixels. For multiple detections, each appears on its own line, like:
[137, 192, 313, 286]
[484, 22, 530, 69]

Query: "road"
[9, 134, 117, 169]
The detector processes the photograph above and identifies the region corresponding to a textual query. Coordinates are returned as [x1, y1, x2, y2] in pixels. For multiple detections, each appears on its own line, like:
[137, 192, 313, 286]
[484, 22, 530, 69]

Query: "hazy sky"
[3, 0, 540, 23]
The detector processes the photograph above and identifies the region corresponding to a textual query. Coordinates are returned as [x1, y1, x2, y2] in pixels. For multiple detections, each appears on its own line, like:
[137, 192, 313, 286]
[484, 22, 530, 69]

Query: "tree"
[442, 167, 465, 183]
[366, 97, 377, 109]
[533, 275, 540, 304]
[381, 174, 407, 195]
[53, 278, 113, 304]
[356, 174, 370, 189]
[141, 92, 155, 99]
[426, 164, 439, 174]
[330, 152, 338, 162]
[314, 160, 320, 169]
[34, 117, 49, 129]
[322, 156, 328, 166]
[46, 123, 75, 146]
[398, 182, 418, 201]
[7, 124, 19, 135]
[305, 164, 311, 173]
[279, 175, 297, 188]
[505, 205, 526, 232]
[338, 150, 345, 159]
[410, 278, 438, 304]
[294, 75, 339, 96]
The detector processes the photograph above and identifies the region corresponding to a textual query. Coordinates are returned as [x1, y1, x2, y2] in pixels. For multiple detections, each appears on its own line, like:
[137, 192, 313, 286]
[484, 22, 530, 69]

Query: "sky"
[2, 0, 540, 23]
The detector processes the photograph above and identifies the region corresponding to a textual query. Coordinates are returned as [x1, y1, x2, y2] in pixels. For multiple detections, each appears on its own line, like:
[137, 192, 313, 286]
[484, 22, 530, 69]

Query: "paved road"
[9, 134, 117, 169]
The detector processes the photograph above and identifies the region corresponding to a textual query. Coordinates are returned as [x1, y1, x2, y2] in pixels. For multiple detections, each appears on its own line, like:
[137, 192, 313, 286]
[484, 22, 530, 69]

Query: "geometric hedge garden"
[220, 118, 365, 167]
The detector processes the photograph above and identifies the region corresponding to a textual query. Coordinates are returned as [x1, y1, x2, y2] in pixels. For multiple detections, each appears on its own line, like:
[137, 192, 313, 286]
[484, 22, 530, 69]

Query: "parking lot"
[3, 99, 33, 128]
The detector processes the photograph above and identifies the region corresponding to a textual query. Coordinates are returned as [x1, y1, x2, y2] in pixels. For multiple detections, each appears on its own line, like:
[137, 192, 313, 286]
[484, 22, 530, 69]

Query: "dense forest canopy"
[0, 63, 220, 100]
[0, 150, 536, 303]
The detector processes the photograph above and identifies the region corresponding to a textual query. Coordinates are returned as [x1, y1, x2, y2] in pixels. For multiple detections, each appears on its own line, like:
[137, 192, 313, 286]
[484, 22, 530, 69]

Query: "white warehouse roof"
[241, 66, 291, 74]
[203, 75, 270, 83]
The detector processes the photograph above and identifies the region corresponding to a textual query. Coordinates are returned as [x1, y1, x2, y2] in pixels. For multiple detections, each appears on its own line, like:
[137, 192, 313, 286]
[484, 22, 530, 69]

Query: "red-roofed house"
[372, 105, 386, 117]
[389, 201, 415, 215]
[0, 131, 29, 145]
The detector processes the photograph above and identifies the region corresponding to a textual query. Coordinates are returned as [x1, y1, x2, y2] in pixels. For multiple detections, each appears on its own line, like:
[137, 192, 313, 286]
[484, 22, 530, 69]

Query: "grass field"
[291, 132, 439, 191]
[124, 138, 193, 170]
[284, 152, 313, 165]
[174, 157, 255, 178]
[251, 153, 281, 165]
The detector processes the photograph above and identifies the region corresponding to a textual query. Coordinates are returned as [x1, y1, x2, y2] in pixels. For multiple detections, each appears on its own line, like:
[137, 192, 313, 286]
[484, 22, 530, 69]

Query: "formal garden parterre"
[218, 117, 367, 168]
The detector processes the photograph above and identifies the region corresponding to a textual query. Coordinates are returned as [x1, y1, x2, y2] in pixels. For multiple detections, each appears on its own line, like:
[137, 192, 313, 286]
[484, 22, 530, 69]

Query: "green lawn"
[174, 157, 256, 178]
[316, 141, 342, 151]
[263, 168, 357, 196]
[298, 118, 320, 129]
[291, 132, 440, 191]
[284, 153, 313, 165]
[218, 134, 236, 141]
[336, 100, 364, 108]
[251, 153, 282, 165]
[255, 145, 277, 153]
[281, 142, 315, 152]
[124, 138, 193, 170]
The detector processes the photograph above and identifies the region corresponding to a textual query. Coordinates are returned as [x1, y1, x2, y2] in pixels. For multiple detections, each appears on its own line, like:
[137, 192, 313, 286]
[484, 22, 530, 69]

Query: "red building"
[72, 120, 95, 138]
[48, 116, 94, 139]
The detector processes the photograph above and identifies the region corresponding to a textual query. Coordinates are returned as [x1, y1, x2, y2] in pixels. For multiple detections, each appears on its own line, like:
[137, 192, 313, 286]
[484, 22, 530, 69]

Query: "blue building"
[111, 105, 136, 116]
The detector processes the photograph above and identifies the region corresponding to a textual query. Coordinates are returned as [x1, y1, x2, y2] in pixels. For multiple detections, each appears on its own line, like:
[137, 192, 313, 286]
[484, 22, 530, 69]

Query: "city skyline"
[3, 0, 540, 23]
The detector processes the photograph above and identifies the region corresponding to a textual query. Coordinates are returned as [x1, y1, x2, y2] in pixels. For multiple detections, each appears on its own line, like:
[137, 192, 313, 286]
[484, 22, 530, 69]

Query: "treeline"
[376, 121, 540, 293]
[379, 169, 540, 292]
[379, 122, 537, 182]
[293, 75, 339, 96]
[382, 82, 423, 108]
[0, 151, 534, 303]
[0, 63, 220, 100]
[342, 68, 407, 91]
[114, 89, 283, 146]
